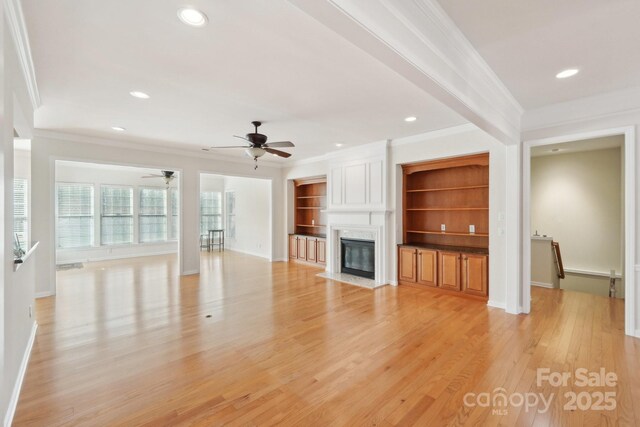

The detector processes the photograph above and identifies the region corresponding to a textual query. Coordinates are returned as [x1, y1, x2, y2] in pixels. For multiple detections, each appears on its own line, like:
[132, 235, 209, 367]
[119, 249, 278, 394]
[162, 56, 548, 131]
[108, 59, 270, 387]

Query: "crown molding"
[5, 0, 41, 109]
[389, 123, 478, 147]
[32, 129, 285, 169]
[289, 0, 522, 144]
[523, 87, 640, 132]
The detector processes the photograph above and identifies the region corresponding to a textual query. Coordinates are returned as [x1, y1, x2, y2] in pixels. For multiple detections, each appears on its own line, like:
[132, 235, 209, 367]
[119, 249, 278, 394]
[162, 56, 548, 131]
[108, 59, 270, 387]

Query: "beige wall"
[531, 147, 623, 296]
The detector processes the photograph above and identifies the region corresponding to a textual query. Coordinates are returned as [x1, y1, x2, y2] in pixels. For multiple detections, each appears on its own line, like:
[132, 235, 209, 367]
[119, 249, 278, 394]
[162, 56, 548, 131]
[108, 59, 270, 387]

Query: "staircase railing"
[552, 241, 565, 279]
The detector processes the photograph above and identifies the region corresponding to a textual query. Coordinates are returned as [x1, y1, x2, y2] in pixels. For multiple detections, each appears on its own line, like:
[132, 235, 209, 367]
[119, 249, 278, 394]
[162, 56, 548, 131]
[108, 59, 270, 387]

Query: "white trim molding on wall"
[3, 322, 37, 427]
[522, 126, 636, 337]
[5, 0, 41, 109]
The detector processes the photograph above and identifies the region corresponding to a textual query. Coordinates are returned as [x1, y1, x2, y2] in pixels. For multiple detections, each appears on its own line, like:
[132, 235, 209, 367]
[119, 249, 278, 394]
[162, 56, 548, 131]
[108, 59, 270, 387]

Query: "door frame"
[522, 126, 636, 337]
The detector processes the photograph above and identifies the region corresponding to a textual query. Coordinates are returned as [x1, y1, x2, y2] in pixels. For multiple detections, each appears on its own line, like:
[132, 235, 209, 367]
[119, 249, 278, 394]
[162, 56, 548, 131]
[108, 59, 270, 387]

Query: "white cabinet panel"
[369, 160, 383, 204]
[331, 167, 343, 206]
[344, 164, 366, 204]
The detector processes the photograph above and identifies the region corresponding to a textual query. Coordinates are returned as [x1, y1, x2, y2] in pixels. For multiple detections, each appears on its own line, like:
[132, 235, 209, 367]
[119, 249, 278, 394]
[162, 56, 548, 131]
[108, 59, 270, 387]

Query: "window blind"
[101, 186, 133, 245]
[139, 187, 167, 242]
[200, 191, 222, 234]
[14, 178, 28, 248]
[57, 183, 94, 248]
[225, 191, 236, 238]
[169, 188, 179, 241]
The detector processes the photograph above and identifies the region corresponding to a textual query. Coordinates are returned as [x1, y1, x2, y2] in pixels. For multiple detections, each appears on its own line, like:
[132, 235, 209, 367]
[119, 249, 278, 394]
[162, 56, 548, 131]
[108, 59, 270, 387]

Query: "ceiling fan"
[204, 121, 295, 169]
[142, 170, 176, 186]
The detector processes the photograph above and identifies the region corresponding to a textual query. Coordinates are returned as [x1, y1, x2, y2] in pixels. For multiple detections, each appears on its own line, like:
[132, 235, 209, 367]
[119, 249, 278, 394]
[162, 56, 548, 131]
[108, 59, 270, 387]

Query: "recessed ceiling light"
[556, 69, 579, 79]
[404, 116, 417, 122]
[177, 7, 208, 27]
[129, 91, 150, 99]
[551, 148, 561, 152]
[111, 126, 126, 132]
[335, 143, 343, 147]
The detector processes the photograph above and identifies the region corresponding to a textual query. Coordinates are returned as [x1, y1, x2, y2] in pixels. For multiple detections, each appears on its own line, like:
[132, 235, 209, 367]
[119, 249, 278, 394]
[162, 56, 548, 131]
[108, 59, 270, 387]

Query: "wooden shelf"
[406, 230, 488, 237]
[406, 185, 489, 193]
[296, 195, 326, 199]
[407, 207, 488, 212]
[296, 224, 326, 228]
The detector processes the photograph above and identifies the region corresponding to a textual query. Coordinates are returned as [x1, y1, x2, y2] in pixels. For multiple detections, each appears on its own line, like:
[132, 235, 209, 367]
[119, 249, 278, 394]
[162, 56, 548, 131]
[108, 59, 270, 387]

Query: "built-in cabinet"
[398, 245, 488, 298]
[289, 235, 326, 266]
[399, 153, 490, 300]
[290, 176, 327, 266]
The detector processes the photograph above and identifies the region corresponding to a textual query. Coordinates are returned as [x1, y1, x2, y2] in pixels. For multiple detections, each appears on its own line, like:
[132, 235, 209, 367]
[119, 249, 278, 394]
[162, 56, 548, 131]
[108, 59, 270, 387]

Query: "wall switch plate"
[469, 225, 475, 234]
[440, 224, 446, 232]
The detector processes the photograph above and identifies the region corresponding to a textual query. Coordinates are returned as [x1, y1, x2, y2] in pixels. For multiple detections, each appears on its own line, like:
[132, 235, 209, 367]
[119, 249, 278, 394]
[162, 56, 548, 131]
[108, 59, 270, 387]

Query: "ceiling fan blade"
[264, 147, 291, 158]
[233, 135, 251, 143]
[209, 145, 251, 149]
[264, 141, 294, 148]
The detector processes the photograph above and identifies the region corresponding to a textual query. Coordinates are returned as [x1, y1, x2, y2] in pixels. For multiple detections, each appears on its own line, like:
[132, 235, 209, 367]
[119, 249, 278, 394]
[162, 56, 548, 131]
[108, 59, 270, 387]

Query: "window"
[14, 178, 28, 248]
[101, 186, 133, 245]
[139, 187, 167, 242]
[225, 191, 236, 239]
[57, 183, 94, 248]
[169, 188, 179, 241]
[200, 192, 222, 234]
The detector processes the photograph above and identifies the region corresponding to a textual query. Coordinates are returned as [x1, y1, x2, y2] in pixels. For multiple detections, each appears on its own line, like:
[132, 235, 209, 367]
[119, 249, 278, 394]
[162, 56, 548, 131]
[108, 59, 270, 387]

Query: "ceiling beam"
[288, 0, 522, 145]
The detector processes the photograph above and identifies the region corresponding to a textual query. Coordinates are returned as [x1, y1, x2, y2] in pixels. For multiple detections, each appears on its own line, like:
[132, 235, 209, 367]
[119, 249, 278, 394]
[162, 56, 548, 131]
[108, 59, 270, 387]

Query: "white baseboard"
[4, 322, 38, 427]
[388, 279, 398, 286]
[531, 281, 554, 289]
[271, 258, 287, 262]
[225, 248, 270, 259]
[635, 329, 640, 338]
[181, 269, 199, 276]
[487, 300, 506, 310]
[35, 291, 53, 299]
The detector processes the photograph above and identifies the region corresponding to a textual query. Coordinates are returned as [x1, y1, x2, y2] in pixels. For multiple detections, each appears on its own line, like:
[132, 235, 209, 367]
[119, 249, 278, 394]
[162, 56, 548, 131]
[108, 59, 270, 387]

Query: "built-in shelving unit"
[402, 153, 489, 249]
[294, 177, 327, 237]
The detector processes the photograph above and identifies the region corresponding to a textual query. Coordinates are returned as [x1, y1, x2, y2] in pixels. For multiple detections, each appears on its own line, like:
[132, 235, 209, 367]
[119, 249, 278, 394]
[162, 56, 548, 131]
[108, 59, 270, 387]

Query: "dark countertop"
[290, 233, 326, 239]
[398, 242, 488, 255]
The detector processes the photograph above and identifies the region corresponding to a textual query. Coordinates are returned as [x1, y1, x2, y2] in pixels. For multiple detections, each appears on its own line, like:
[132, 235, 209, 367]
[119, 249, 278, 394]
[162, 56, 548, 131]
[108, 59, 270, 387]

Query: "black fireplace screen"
[341, 238, 375, 279]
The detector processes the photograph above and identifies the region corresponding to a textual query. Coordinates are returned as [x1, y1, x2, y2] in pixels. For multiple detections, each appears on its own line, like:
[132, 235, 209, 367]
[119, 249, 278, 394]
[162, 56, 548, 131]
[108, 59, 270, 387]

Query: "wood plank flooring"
[13, 251, 640, 426]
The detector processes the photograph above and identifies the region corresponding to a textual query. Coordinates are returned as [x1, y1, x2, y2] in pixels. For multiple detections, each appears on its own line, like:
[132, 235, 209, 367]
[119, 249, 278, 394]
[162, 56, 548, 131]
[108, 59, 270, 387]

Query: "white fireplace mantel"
[326, 223, 386, 287]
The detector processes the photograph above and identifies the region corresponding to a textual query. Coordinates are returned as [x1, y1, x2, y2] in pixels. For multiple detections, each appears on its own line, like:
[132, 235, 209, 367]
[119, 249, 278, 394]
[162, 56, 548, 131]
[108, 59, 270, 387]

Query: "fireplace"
[340, 238, 375, 279]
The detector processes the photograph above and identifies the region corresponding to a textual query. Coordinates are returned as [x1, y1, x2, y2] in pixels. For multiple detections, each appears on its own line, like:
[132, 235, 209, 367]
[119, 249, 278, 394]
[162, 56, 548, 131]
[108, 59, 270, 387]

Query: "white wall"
[1, 4, 38, 423]
[222, 175, 271, 259]
[31, 132, 285, 298]
[54, 162, 179, 264]
[531, 148, 622, 275]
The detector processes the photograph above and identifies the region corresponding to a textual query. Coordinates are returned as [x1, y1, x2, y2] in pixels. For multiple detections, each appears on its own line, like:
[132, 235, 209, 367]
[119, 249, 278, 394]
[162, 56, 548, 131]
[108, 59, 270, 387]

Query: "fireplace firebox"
[340, 238, 375, 279]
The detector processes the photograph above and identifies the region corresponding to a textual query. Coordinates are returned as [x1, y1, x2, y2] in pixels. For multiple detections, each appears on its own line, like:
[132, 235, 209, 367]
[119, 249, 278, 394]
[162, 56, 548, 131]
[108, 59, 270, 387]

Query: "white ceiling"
[23, 0, 466, 161]
[531, 135, 623, 157]
[437, 0, 640, 109]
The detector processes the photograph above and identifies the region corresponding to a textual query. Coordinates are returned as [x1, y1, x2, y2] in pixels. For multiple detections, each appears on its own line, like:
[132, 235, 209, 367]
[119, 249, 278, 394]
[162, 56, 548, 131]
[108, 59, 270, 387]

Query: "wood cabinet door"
[462, 254, 488, 297]
[438, 251, 460, 291]
[307, 238, 317, 262]
[316, 239, 326, 264]
[398, 247, 417, 283]
[289, 235, 298, 258]
[297, 237, 307, 260]
[417, 249, 437, 287]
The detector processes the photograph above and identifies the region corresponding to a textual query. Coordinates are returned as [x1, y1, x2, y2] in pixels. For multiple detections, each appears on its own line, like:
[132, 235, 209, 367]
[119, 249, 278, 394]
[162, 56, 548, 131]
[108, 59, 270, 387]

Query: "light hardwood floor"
[14, 252, 640, 426]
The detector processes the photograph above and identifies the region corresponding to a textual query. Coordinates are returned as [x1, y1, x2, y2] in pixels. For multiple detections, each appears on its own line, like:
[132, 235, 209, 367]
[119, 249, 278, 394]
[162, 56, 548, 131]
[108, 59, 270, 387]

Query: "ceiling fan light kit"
[207, 121, 295, 169]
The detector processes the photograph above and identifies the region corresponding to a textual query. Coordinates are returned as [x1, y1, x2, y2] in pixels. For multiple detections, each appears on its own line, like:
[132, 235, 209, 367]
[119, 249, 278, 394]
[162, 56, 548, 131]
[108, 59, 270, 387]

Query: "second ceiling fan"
[204, 121, 295, 169]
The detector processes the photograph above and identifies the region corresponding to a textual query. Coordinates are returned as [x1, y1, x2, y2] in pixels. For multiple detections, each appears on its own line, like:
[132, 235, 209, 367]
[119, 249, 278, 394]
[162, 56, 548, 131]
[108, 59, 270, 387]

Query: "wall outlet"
[469, 224, 475, 234]
[440, 224, 446, 232]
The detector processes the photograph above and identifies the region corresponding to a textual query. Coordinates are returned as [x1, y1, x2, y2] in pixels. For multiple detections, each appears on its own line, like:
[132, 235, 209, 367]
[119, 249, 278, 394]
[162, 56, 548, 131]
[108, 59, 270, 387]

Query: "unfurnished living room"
[1, 0, 639, 426]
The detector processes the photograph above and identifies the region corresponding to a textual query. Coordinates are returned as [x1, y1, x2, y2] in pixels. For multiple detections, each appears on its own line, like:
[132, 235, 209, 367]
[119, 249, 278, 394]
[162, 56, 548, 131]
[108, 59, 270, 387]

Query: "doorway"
[523, 127, 636, 336]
